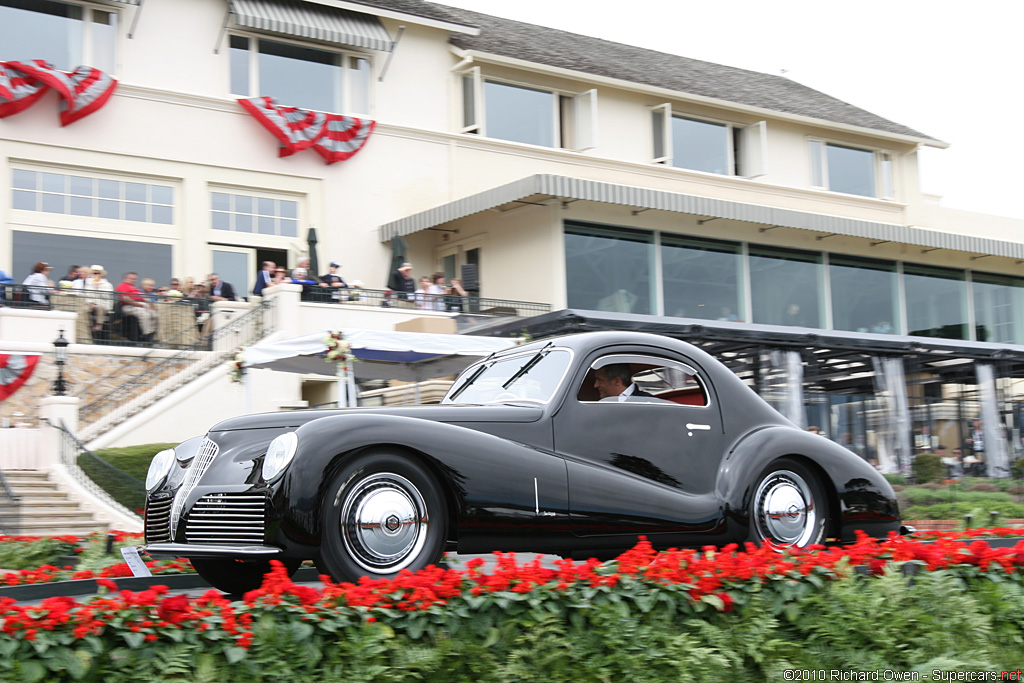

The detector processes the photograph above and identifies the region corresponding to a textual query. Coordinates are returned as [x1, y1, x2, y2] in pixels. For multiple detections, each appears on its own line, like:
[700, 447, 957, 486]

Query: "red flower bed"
[2, 529, 1021, 652]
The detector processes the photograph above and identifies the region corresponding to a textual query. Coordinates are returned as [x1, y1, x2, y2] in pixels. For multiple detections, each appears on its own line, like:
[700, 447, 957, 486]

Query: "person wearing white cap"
[83, 265, 114, 340]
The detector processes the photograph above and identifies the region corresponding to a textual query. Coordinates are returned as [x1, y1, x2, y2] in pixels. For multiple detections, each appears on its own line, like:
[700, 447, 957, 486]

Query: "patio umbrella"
[306, 227, 320, 278]
[388, 234, 408, 284]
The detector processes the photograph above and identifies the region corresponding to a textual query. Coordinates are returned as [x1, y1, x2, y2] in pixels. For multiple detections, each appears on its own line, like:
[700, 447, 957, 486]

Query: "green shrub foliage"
[2, 532, 1024, 680]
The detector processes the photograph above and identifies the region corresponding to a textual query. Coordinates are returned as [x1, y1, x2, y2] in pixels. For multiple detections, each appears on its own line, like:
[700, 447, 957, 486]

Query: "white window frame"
[651, 103, 765, 177]
[228, 32, 373, 116]
[460, 71, 598, 151]
[808, 138, 896, 199]
[0, 0, 120, 74]
[209, 187, 302, 240]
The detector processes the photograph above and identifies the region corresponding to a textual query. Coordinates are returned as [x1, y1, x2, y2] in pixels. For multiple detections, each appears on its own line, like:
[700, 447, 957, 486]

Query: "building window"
[809, 140, 894, 198]
[11, 169, 174, 224]
[0, 0, 116, 73]
[661, 235, 743, 321]
[564, 223, 653, 315]
[972, 271, 1024, 344]
[829, 255, 900, 334]
[904, 264, 968, 340]
[652, 104, 765, 177]
[211, 191, 298, 237]
[460, 69, 596, 151]
[749, 245, 823, 328]
[229, 35, 370, 114]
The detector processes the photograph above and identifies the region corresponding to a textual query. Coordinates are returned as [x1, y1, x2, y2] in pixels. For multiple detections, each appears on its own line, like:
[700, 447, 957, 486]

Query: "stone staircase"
[3, 470, 107, 536]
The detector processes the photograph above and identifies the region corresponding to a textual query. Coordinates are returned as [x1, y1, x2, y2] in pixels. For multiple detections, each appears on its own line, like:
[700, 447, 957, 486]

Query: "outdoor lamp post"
[52, 328, 69, 396]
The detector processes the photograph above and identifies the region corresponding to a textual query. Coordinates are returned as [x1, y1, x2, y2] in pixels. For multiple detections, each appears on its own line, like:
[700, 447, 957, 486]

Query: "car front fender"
[275, 413, 572, 554]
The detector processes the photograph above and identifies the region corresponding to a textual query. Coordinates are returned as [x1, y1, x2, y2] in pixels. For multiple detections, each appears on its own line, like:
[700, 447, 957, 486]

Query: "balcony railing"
[1, 284, 218, 350]
[0, 470, 21, 535]
[296, 285, 551, 318]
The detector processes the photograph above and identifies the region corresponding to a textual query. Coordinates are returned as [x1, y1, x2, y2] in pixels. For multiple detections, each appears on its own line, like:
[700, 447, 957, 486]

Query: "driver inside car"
[593, 363, 657, 402]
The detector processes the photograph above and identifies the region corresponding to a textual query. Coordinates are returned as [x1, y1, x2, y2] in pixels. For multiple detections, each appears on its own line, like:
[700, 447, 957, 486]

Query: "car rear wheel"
[748, 458, 827, 550]
[318, 452, 447, 583]
[191, 557, 301, 596]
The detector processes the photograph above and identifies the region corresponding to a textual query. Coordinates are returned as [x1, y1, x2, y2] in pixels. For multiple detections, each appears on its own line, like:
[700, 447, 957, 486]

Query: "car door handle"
[686, 423, 711, 431]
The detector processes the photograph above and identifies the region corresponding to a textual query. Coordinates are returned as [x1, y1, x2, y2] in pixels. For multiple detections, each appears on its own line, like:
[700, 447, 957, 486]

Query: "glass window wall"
[749, 246, 823, 328]
[661, 235, 742, 321]
[972, 272, 1024, 344]
[904, 264, 968, 340]
[565, 223, 653, 315]
[829, 255, 899, 334]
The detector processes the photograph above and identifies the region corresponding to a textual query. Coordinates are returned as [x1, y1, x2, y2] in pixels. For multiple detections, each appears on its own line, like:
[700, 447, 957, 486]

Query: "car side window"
[577, 354, 709, 406]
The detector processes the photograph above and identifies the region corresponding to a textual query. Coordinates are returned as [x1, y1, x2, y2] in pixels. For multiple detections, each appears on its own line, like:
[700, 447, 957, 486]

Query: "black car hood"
[209, 404, 544, 432]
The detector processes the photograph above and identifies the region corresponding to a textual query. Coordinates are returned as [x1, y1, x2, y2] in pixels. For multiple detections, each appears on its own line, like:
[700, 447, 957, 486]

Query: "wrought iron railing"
[77, 298, 275, 441]
[296, 286, 551, 318]
[1, 284, 219, 350]
[49, 419, 142, 520]
[0, 470, 21, 535]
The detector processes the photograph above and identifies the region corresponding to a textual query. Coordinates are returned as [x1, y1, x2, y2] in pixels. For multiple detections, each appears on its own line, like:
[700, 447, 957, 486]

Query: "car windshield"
[443, 349, 572, 404]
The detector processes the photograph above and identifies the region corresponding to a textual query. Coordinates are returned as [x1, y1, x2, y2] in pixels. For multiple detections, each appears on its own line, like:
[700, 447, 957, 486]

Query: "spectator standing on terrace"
[271, 267, 288, 285]
[116, 271, 156, 342]
[296, 258, 320, 284]
[444, 277, 467, 312]
[166, 278, 183, 297]
[22, 262, 53, 306]
[83, 266, 114, 339]
[415, 276, 436, 310]
[386, 262, 415, 305]
[253, 261, 275, 297]
[320, 261, 349, 301]
[207, 273, 236, 302]
[290, 267, 319, 300]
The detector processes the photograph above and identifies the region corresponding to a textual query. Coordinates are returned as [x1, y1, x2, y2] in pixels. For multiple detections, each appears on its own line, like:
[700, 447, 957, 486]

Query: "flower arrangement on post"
[324, 331, 355, 371]
[227, 347, 245, 383]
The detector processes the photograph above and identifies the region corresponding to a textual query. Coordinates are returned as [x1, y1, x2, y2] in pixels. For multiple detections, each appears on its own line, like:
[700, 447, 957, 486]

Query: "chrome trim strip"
[143, 543, 282, 557]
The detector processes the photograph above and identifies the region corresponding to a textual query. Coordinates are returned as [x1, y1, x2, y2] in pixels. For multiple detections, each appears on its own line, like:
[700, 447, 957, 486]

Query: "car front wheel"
[318, 452, 447, 583]
[748, 457, 827, 549]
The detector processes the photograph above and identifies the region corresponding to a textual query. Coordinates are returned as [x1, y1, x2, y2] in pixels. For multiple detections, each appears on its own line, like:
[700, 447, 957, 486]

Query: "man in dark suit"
[252, 261, 275, 297]
[207, 273, 236, 301]
[594, 363, 656, 402]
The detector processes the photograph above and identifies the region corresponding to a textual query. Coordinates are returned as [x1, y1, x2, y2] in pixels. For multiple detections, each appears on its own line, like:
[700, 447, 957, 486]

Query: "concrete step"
[17, 501, 83, 513]
[2, 471, 52, 482]
[16, 522, 108, 536]
[5, 481, 59, 490]
[8, 492, 72, 503]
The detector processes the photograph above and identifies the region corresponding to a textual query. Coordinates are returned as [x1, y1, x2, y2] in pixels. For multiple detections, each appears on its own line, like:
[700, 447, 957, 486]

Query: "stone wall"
[0, 353, 190, 427]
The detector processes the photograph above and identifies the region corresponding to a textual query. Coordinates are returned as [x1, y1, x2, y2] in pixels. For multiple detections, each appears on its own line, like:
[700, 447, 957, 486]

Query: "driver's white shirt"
[614, 383, 637, 402]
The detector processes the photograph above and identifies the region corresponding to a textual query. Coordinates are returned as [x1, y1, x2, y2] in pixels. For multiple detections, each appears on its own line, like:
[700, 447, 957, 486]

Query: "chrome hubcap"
[340, 473, 428, 573]
[753, 470, 817, 548]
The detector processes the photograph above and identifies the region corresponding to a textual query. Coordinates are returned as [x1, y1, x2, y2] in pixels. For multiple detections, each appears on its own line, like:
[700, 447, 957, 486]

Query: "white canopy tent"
[241, 329, 517, 408]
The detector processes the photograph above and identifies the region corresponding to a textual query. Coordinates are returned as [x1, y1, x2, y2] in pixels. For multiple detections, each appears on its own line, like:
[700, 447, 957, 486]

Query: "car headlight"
[146, 449, 175, 492]
[262, 432, 298, 482]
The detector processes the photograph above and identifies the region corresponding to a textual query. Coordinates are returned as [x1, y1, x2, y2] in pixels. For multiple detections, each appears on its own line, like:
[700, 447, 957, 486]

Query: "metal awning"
[379, 174, 1024, 260]
[230, 0, 393, 52]
[466, 308, 1024, 392]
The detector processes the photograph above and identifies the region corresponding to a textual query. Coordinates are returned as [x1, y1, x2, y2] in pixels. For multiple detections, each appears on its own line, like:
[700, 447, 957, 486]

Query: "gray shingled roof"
[346, 0, 935, 142]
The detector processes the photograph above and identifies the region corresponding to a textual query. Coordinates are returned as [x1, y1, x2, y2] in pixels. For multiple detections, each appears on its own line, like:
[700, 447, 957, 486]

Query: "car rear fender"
[716, 426, 899, 541]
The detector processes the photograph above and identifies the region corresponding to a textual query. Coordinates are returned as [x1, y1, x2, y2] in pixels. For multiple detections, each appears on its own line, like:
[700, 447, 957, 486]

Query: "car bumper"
[144, 542, 284, 559]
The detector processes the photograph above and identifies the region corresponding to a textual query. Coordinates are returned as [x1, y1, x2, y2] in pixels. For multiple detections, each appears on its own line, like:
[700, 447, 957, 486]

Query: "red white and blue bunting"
[238, 96, 375, 164]
[0, 60, 117, 126]
[0, 354, 40, 403]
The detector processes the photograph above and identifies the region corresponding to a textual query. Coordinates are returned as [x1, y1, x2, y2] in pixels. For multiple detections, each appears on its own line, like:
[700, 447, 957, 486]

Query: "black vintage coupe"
[143, 331, 901, 593]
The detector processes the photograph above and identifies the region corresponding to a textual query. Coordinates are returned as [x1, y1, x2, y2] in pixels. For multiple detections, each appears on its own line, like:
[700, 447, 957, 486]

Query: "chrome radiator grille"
[145, 496, 173, 543]
[185, 493, 267, 545]
[170, 437, 219, 538]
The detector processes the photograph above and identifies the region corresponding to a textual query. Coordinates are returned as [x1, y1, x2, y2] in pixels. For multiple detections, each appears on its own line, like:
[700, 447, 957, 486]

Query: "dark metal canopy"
[466, 309, 1024, 394]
